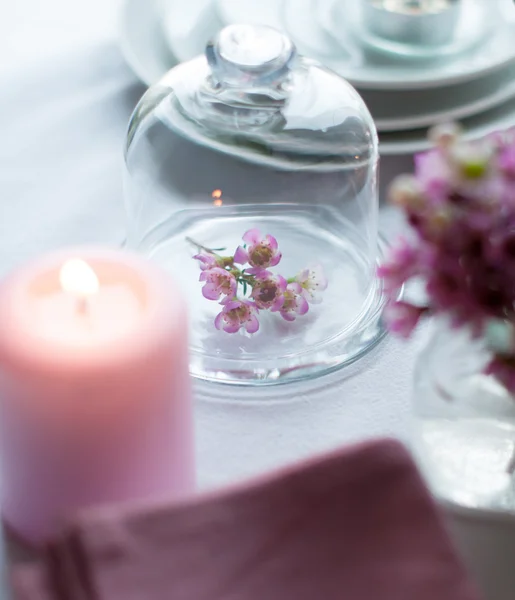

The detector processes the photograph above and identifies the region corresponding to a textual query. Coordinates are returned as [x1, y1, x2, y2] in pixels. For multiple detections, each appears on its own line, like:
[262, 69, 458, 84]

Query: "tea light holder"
[362, 0, 461, 48]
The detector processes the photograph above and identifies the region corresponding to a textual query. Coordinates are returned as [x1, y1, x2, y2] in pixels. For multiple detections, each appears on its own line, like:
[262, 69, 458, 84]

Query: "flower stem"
[186, 237, 226, 254]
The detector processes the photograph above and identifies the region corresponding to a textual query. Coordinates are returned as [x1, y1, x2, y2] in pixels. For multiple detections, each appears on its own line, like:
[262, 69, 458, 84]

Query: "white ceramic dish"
[379, 96, 515, 156]
[282, 0, 515, 90]
[367, 63, 515, 132]
[121, 0, 515, 91]
[158, 0, 515, 90]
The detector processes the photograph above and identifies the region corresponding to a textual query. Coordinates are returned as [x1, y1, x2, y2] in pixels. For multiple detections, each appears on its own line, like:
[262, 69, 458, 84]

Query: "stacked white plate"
[120, 0, 515, 156]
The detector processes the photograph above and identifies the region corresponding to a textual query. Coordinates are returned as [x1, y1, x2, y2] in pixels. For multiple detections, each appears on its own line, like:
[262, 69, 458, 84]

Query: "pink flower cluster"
[379, 124, 515, 390]
[193, 229, 328, 334]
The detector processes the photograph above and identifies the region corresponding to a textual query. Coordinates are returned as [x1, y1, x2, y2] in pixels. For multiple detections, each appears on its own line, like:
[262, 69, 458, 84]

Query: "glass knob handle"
[205, 24, 297, 89]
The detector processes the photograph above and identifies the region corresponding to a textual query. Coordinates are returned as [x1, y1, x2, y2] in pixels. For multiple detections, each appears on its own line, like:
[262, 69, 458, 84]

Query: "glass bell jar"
[123, 24, 386, 385]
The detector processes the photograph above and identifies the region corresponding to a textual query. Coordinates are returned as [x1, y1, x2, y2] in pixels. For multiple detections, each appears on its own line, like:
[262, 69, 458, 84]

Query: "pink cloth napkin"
[12, 439, 480, 600]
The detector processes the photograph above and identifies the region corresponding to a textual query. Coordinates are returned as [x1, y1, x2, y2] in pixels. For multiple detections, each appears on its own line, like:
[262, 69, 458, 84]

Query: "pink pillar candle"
[0, 247, 195, 545]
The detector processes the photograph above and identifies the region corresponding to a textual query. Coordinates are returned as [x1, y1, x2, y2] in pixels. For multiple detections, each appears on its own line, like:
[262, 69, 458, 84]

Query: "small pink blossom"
[214, 299, 260, 334]
[199, 267, 237, 301]
[277, 283, 309, 322]
[193, 253, 219, 271]
[251, 272, 287, 311]
[384, 302, 427, 338]
[414, 149, 453, 202]
[295, 264, 328, 304]
[234, 229, 282, 269]
[377, 239, 420, 295]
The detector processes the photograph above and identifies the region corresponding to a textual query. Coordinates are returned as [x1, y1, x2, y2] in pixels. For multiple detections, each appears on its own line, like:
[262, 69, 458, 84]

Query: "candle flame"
[60, 259, 99, 297]
[212, 189, 223, 206]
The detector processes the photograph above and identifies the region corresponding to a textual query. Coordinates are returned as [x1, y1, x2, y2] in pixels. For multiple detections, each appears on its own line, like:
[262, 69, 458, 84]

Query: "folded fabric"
[11, 564, 52, 600]
[11, 439, 480, 600]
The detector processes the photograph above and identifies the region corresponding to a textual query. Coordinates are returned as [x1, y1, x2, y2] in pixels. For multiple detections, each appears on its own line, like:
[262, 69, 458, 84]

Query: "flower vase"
[412, 319, 515, 513]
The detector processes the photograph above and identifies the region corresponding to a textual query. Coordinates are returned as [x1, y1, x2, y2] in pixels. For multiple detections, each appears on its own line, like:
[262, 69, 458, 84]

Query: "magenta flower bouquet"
[379, 124, 515, 391]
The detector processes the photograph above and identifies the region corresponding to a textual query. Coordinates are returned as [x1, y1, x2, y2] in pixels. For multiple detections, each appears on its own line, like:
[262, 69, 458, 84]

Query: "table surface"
[0, 0, 426, 590]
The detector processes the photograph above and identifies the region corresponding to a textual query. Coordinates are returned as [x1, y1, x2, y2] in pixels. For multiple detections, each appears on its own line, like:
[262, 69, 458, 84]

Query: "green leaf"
[243, 281, 248, 296]
[211, 246, 227, 252]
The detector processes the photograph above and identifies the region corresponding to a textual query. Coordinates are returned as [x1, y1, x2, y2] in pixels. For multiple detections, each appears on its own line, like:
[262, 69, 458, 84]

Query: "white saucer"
[157, 0, 515, 90]
[379, 96, 515, 156]
[282, 0, 515, 90]
[122, 0, 515, 91]
[367, 63, 515, 132]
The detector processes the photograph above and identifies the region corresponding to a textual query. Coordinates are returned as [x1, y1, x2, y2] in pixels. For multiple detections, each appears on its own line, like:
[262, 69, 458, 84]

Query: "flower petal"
[295, 268, 309, 284]
[384, 301, 424, 338]
[234, 246, 249, 265]
[245, 315, 260, 334]
[276, 274, 288, 291]
[223, 299, 241, 310]
[193, 253, 217, 270]
[269, 252, 282, 267]
[270, 295, 285, 312]
[288, 282, 302, 294]
[266, 234, 278, 250]
[214, 313, 224, 330]
[300, 288, 314, 302]
[242, 229, 261, 244]
[210, 266, 230, 277]
[228, 277, 238, 296]
[202, 283, 220, 300]
[223, 322, 241, 334]
[309, 264, 328, 290]
[280, 311, 296, 322]
[296, 296, 309, 315]
[246, 267, 269, 277]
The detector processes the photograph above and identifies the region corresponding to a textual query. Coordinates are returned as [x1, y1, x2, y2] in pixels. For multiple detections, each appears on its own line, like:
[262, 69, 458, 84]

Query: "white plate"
[160, 0, 515, 90]
[122, 0, 515, 91]
[367, 63, 515, 132]
[379, 96, 515, 156]
[283, 0, 515, 90]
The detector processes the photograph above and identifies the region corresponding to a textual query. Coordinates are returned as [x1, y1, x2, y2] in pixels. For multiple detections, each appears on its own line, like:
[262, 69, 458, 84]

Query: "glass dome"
[123, 24, 386, 386]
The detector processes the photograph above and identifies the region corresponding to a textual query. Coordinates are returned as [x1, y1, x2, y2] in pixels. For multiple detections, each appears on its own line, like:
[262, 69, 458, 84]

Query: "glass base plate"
[135, 209, 390, 386]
